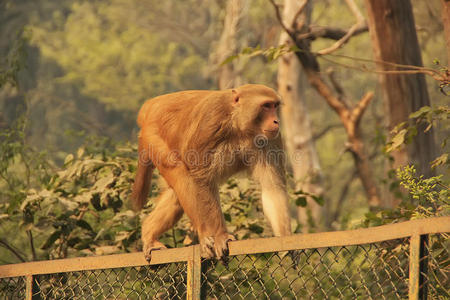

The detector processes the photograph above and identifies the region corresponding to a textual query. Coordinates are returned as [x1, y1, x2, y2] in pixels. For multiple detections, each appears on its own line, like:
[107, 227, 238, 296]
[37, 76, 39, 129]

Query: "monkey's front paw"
[200, 236, 216, 259]
[200, 234, 235, 262]
[143, 240, 167, 262]
[214, 234, 235, 260]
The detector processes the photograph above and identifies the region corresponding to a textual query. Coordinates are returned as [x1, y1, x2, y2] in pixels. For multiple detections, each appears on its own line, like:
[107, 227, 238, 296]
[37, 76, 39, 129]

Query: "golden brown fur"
[131, 84, 291, 261]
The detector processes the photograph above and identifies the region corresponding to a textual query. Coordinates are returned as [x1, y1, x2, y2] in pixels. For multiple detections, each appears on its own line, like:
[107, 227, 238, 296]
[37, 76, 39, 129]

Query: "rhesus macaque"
[131, 84, 291, 262]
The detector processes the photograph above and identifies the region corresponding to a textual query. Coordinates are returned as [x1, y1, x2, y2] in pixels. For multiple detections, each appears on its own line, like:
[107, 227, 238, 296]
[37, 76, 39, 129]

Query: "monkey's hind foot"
[143, 240, 167, 263]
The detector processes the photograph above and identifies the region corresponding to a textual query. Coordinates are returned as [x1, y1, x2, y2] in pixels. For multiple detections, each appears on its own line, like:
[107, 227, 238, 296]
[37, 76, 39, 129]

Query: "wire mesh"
[201, 239, 410, 300]
[32, 262, 186, 300]
[0, 276, 26, 299]
[0, 232, 449, 299]
[424, 233, 449, 299]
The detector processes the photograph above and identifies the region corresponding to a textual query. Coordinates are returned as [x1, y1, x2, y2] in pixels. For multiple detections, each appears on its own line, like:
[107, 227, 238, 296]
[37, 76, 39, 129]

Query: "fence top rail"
[0, 216, 448, 278]
[228, 215, 449, 256]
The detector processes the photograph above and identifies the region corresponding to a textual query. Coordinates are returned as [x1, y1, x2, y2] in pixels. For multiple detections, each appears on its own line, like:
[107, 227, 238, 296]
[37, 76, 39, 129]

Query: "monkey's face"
[231, 85, 281, 141]
[258, 101, 280, 139]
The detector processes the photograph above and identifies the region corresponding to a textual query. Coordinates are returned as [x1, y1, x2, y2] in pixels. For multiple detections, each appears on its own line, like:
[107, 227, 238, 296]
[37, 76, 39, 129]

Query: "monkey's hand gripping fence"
[0, 217, 448, 299]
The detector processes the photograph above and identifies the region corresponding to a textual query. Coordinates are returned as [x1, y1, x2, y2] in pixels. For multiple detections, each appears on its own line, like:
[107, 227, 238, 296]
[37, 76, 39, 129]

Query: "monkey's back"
[137, 90, 211, 127]
[137, 89, 233, 153]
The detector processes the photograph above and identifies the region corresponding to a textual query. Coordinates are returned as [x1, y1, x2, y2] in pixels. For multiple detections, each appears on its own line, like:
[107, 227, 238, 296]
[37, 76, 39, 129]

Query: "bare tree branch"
[27, 230, 37, 261]
[351, 92, 374, 126]
[330, 170, 358, 226]
[307, 71, 349, 114]
[269, 0, 446, 84]
[268, 0, 293, 35]
[320, 54, 449, 83]
[326, 67, 349, 105]
[317, 0, 367, 55]
[345, 0, 364, 23]
[290, 0, 310, 30]
[298, 25, 368, 41]
[297, 123, 342, 148]
[329, 147, 379, 226]
[312, 124, 342, 141]
[0, 238, 26, 262]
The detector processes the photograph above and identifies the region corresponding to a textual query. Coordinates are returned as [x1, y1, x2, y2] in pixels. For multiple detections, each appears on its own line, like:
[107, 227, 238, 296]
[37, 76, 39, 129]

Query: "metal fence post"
[409, 234, 429, 300]
[26, 275, 33, 300]
[26, 274, 41, 300]
[187, 245, 202, 300]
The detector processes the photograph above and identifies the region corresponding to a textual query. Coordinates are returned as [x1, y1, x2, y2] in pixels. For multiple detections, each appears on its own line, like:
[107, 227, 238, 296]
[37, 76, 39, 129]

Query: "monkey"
[131, 84, 291, 262]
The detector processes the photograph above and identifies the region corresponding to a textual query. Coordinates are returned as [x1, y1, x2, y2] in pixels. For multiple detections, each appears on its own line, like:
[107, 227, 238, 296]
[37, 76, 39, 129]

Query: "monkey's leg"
[160, 165, 233, 260]
[142, 188, 184, 262]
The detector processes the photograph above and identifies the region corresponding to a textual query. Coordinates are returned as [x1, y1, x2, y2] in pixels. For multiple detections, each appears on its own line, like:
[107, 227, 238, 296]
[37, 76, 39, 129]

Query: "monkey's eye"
[262, 102, 280, 110]
[262, 102, 273, 109]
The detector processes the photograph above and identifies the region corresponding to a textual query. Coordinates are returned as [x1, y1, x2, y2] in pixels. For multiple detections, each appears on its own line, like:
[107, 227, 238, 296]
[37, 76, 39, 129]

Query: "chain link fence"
[202, 239, 410, 299]
[0, 218, 448, 299]
[423, 234, 449, 299]
[0, 276, 26, 299]
[33, 263, 187, 299]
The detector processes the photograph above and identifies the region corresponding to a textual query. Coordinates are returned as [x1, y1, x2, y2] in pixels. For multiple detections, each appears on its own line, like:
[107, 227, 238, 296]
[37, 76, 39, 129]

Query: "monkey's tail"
[131, 159, 155, 211]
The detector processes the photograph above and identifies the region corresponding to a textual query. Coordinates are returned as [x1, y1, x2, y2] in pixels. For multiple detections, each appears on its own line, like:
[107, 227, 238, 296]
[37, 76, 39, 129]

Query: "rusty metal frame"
[0, 216, 449, 300]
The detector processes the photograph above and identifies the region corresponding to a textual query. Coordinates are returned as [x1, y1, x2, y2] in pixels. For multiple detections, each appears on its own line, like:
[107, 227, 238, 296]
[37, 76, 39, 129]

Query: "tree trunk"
[278, 0, 324, 231]
[270, 0, 381, 210]
[215, 0, 245, 89]
[441, 0, 450, 63]
[365, 0, 436, 207]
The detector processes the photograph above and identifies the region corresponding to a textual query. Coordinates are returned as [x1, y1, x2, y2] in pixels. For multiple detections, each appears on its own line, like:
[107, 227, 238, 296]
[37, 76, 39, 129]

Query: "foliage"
[385, 105, 449, 157]
[20, 140, 140, 258]
[363, 164, 449, 224]
[0, 116, 141, 260]
[0, 115, 53, 262]
[293, 188, 324, 208]
[0, 30, 28, 88]
[363, 104, 450, 227]
[220, 44, 299, 65]
[397, 166, 449, 215]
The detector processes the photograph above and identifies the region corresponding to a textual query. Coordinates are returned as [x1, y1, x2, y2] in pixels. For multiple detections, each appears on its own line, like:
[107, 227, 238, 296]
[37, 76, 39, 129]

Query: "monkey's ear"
[232, 89, 240, 106]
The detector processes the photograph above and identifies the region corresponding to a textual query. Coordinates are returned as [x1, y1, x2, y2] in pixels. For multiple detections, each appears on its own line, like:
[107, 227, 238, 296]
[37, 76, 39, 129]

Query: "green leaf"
[74, 193, 92, 203]
[241, 46, 255, 54]
[77, 147, 85, 158]
[92, 173, 115, 191]
[293, 189, 305, 195]
[312, 195, 324, 206]
[248, 223, 263, 234]
[224, 213, 231, 222]
[295, 197, 307, 207]
[76, 219, 94, 232]
[64, 154, 74, 166]
[58, 198, 79, 211]
[386, 129, 407, 152]
[290, 44, 300, 52]
[409, 106, 431, 119]
[249, 50, 263, 58]
[431, 154, 448, 169]
[220, 54, 239, 66]
[41, 230, 61, 250]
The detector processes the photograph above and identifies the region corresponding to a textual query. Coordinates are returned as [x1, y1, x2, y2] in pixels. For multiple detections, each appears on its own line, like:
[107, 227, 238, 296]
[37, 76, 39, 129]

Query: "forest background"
[0, 0, 448, 264]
